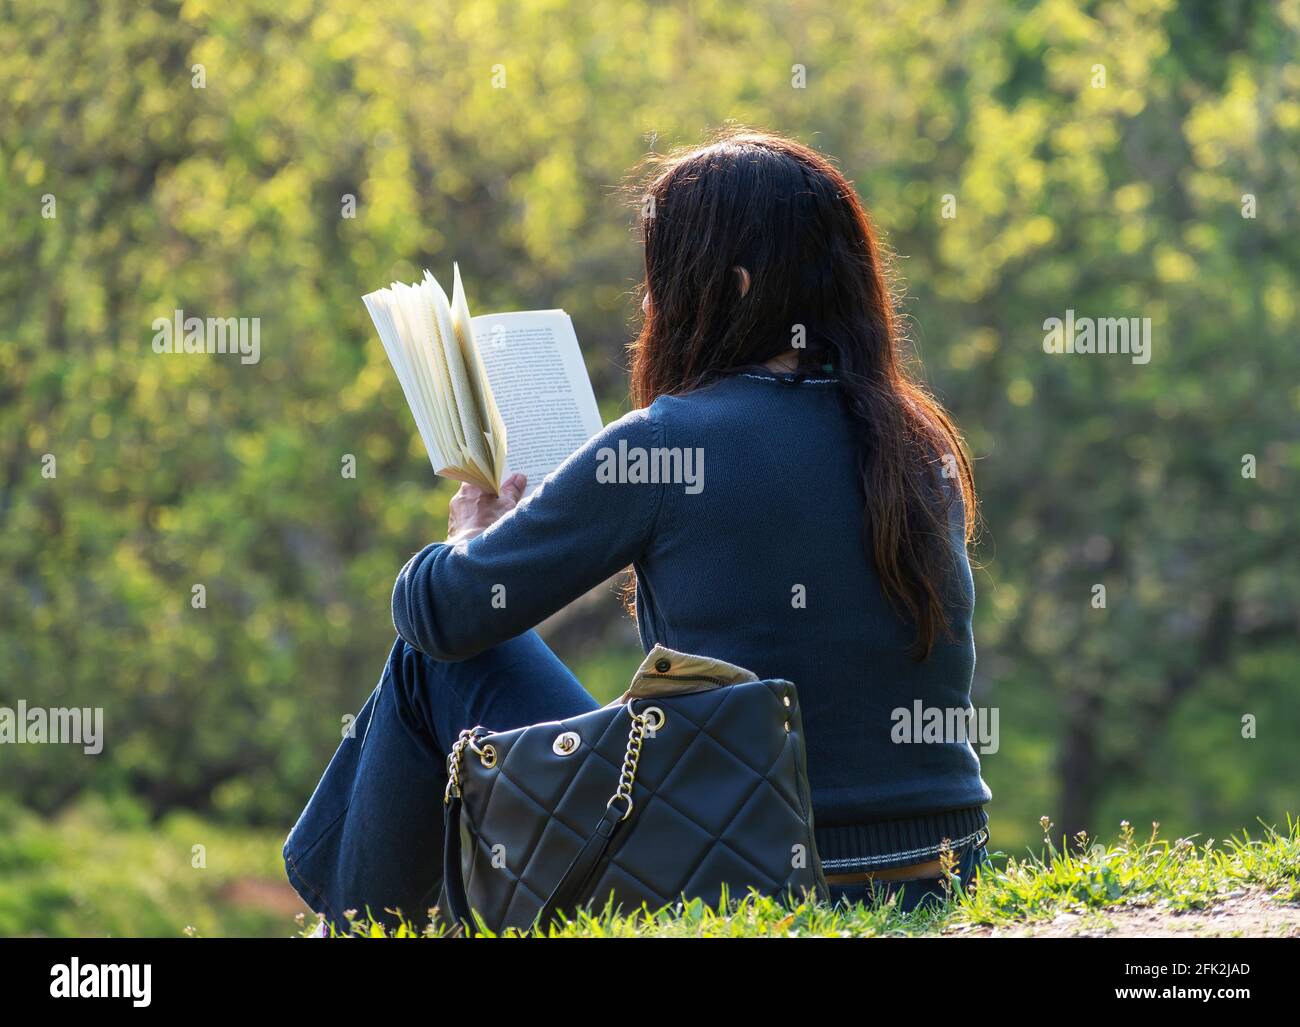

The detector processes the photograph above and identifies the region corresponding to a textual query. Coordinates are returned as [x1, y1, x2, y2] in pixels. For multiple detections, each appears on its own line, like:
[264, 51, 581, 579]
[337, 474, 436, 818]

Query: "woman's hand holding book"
[445, 474, 527, 545]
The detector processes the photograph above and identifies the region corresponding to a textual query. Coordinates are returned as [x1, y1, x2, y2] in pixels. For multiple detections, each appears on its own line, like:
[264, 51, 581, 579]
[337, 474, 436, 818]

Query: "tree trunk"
[1057, 688, 1104, 843]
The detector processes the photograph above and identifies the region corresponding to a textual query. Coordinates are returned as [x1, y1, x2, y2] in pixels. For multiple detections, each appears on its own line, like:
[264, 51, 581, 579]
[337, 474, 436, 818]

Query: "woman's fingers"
[499, 473, 527, 504]
[445, 475, 527, 543]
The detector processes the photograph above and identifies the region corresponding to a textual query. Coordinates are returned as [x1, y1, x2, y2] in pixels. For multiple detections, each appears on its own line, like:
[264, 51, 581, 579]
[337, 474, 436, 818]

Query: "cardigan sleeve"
[391, 405, 665, 661]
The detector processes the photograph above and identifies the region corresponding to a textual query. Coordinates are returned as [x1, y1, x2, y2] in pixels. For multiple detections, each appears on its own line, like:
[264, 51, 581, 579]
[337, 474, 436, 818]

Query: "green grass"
[4, 796, 1296, 938]
[306, 817, 1300, 938]
[0, 796, 301, 938]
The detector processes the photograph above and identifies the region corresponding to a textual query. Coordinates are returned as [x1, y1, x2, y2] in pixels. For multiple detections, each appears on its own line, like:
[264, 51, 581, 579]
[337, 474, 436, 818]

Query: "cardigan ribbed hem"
[814, 806, 989, 872]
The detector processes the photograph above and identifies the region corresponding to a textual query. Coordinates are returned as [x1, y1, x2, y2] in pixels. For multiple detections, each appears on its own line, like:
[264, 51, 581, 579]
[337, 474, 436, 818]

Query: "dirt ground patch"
[219, 877, 311, 918]
[952, 888, 1300, 937]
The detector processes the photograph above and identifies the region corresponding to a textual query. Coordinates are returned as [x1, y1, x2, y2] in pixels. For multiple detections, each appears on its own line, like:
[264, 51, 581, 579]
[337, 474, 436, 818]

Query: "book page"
[422, 272, 492, 482]
[363, 288, 449, 473]
[365, 273, 506, 493]
[450, 264, 508, 484]
[469, 310, 604, 494]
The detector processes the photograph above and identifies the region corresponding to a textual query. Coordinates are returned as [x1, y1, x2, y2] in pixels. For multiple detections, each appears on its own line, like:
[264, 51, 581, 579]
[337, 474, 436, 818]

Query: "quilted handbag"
[440, 645, 828, 933]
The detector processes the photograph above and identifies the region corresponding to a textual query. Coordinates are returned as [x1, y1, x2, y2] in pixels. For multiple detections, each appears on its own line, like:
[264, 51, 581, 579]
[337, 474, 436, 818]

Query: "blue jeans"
[283, 631, 600, 928]
[283, 631, 986, 927]
[826, 842, 990, 915]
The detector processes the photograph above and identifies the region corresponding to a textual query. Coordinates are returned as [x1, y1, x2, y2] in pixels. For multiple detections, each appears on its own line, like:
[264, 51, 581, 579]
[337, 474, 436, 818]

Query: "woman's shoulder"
[599, 370, 842, 449]
[591, 380, 729, 444]
[644, 371, 807, 427]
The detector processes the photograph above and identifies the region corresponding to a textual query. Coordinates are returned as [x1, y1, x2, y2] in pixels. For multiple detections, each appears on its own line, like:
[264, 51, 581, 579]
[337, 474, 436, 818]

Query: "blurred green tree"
[0, 0, 1296, 847]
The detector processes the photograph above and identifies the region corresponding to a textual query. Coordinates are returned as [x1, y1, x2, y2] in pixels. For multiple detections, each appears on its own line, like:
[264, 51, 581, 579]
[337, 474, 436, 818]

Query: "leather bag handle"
[442, 790, 633, 933]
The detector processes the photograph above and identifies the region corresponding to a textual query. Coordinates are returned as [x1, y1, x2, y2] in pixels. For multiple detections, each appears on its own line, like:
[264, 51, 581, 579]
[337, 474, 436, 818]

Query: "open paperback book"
[362, 265, 604, 496]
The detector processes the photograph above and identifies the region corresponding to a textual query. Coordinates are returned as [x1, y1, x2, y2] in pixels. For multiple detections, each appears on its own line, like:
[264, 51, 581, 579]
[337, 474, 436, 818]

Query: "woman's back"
[393, 365, 990, 874]
[639, 370, 989, 870]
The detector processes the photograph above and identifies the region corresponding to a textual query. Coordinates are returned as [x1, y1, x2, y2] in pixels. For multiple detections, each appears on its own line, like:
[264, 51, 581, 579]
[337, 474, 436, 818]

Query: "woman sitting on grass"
[284, 128, 991, 928]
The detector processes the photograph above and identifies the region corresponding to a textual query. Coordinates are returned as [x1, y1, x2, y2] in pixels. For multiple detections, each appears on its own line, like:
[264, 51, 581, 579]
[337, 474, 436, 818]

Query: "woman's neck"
[763, 352, 800, 373]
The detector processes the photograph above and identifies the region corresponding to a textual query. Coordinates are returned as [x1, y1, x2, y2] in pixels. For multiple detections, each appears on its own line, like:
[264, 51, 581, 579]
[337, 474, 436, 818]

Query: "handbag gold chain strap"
[444, 705, 654, 818]
[607, 704, 650, 820]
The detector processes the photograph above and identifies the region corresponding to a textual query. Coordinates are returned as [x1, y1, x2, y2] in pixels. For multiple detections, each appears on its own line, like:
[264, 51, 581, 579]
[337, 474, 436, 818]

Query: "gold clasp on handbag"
[467, 734, 496, 768]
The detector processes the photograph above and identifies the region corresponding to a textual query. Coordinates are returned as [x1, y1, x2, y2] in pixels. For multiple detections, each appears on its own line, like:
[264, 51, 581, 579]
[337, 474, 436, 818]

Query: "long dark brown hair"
[628, 128, 976, 659]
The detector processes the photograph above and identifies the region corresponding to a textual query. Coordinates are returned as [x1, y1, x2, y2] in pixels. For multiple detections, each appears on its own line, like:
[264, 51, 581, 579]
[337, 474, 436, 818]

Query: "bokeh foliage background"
[1, 0, 1298, 934]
